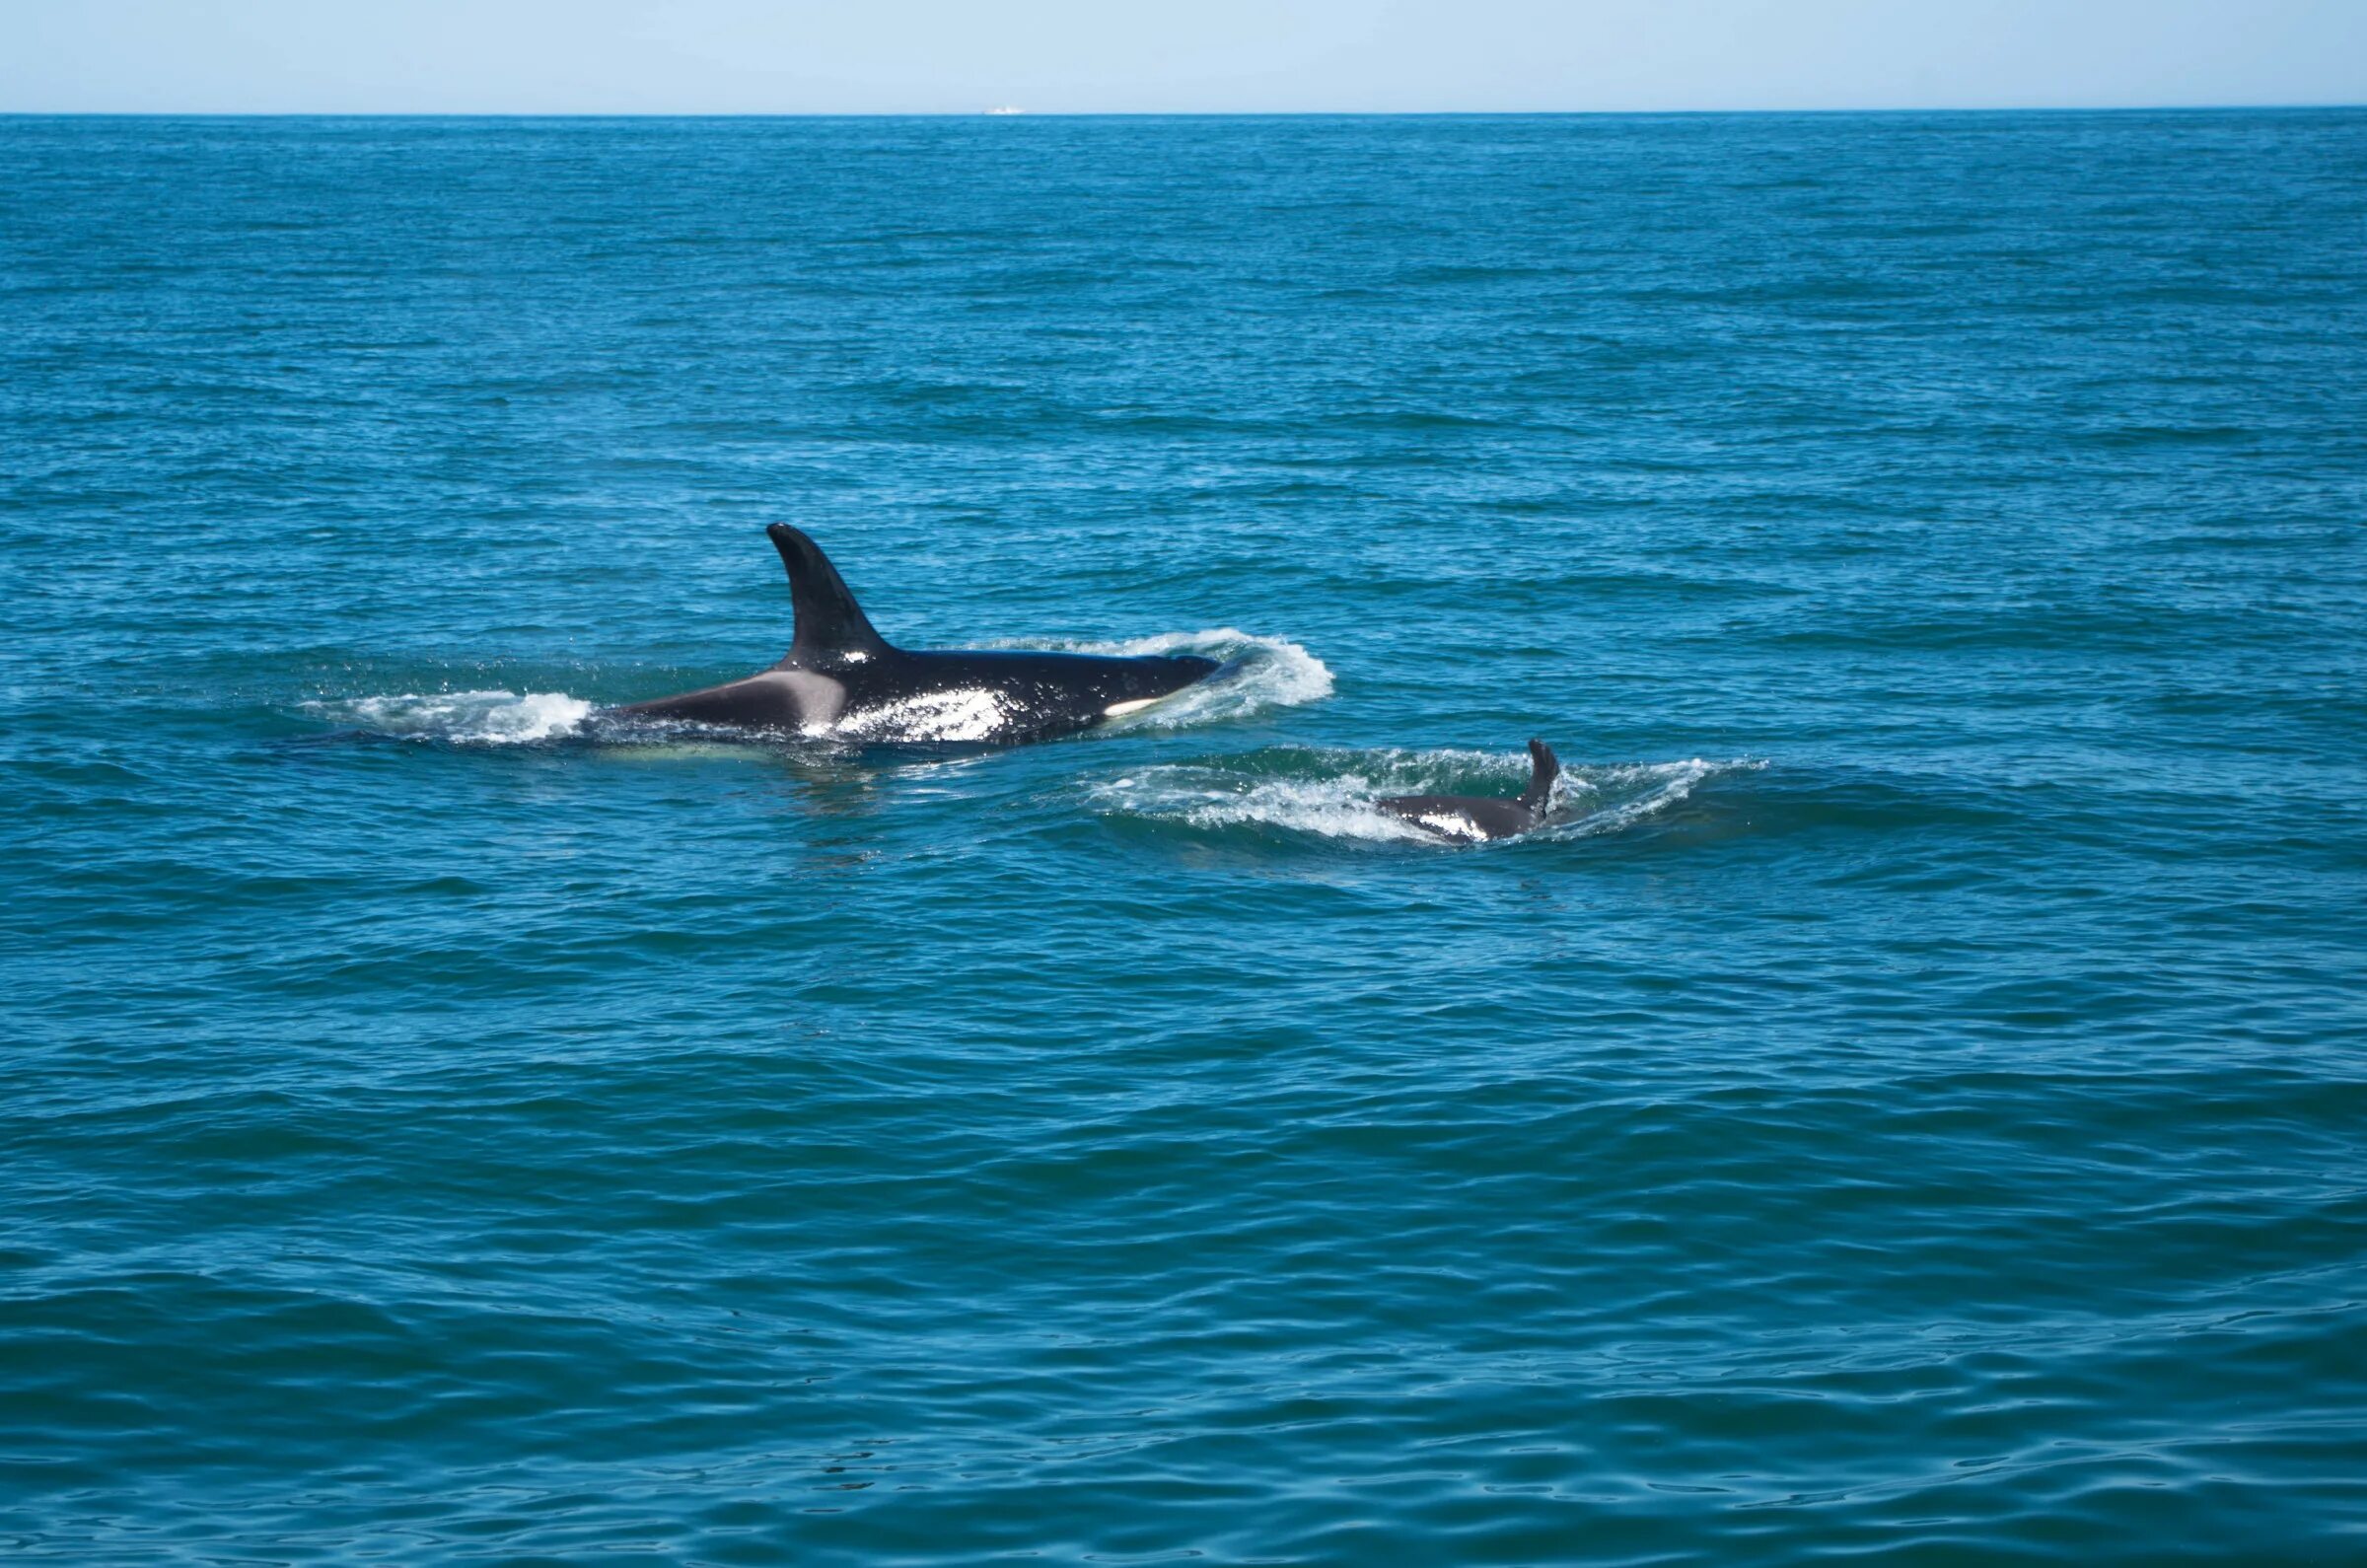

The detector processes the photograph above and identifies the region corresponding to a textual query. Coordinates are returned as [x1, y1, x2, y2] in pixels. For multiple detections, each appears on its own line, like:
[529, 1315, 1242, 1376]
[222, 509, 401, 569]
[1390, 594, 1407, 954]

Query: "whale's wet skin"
[8, 112, 2367, 1567]
[614, 524, 1222, 745]
[1376, 738, 1562, 841]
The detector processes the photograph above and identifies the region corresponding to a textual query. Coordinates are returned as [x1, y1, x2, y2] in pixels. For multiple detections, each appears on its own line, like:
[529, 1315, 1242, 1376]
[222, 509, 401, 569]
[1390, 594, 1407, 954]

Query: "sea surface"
[4, 111, 2365, 1565]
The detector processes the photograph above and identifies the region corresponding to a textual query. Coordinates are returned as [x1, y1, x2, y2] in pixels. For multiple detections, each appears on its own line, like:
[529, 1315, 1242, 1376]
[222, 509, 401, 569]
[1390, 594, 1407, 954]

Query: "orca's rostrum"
[615, 525, 1223, 745]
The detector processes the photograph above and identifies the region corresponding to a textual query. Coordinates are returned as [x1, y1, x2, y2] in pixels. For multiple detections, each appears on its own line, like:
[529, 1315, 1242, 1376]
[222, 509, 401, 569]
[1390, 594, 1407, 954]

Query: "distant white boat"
[984, 106, 1026, 116]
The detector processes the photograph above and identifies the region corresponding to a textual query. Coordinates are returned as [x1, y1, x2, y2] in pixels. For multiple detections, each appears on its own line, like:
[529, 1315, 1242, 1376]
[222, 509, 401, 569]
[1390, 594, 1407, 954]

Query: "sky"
[4, 0, 2364, 114]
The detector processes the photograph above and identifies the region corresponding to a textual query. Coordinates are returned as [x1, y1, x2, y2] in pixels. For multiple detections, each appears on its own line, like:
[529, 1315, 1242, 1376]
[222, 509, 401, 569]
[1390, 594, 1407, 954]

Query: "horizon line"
[4, 102, 2364, 120]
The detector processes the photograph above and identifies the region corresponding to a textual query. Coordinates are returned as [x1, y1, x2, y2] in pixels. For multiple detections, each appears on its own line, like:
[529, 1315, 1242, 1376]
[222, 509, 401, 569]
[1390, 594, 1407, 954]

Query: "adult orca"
[613, 525, 1223, 745]
[1377, 740, 1560, 841]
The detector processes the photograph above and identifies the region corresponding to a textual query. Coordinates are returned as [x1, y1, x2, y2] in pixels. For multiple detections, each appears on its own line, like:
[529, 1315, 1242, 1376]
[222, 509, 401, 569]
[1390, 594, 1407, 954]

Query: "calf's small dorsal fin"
[767, 524, 891, 667]
[1519, 738, 1559, 813]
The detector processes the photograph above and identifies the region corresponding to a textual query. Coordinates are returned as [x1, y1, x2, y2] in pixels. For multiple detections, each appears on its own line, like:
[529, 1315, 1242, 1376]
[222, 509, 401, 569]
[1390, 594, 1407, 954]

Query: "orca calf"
[615, 525, 1221, 745]
[1377, 740, 1560, 841]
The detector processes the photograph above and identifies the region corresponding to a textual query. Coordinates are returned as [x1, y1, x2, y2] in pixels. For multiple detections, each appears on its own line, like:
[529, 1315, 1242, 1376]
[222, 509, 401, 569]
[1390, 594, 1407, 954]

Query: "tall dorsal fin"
[766, 524, 892, 667]
[1518, 738, 1559, 813]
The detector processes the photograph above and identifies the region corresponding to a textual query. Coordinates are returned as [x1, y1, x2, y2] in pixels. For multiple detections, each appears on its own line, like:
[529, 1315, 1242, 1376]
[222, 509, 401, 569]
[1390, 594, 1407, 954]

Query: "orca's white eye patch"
[1103, 697, 1160, 717]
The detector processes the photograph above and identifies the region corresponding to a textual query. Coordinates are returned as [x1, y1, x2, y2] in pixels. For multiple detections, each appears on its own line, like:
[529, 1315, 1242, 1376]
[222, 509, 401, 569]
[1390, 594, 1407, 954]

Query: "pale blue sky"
[4, 0, 2363, 114]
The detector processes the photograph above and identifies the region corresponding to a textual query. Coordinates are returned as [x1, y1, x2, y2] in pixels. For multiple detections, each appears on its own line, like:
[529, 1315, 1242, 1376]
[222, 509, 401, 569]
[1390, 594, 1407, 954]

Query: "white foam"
[1531, 757, 1732, 841]
[312, 689, 593, 745]
[1090, 766, 1436, 842]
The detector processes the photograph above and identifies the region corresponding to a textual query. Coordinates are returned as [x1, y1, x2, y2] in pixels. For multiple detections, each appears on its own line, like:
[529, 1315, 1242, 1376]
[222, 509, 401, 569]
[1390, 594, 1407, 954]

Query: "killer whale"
[1377, 740, 1560, 841]
[614, 525, 1222, 745]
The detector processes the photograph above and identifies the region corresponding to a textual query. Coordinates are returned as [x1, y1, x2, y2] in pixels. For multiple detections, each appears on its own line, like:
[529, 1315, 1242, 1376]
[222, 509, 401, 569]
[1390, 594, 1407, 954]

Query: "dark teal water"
[5, 111, 2367, 1564]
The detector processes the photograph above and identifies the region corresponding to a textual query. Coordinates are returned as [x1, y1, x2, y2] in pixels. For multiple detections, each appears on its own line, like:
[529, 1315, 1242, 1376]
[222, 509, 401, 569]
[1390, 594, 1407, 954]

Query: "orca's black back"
[1374, 793, 1540, 840]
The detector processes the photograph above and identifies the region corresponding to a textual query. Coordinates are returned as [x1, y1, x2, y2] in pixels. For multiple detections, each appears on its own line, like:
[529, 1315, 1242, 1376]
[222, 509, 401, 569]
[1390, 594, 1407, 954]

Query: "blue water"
[5, 111, 2367, 1564]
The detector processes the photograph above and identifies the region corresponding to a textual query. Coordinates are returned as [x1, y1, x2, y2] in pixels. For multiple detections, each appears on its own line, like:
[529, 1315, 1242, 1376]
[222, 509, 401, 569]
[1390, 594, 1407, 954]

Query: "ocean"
[3, 110, 2364, 1563]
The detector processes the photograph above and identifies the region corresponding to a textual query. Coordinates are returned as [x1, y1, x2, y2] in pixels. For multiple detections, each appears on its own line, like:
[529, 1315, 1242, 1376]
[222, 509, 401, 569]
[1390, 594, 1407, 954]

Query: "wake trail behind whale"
[306, 690, 595, 746]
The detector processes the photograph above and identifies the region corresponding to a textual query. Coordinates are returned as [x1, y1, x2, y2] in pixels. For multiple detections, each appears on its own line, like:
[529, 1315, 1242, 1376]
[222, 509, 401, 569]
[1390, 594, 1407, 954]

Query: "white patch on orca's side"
[1415, 812, 1489, 841]
[1103, 697, 1162, 718]
[833, 687, 1009, 744]
[775, 670, 848, 730]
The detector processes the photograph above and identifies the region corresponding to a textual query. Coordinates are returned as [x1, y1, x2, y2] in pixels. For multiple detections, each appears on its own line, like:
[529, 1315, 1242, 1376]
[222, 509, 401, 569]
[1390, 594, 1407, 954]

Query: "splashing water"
[1529, 757, 1739, 842]
[307, 690, 595, 746]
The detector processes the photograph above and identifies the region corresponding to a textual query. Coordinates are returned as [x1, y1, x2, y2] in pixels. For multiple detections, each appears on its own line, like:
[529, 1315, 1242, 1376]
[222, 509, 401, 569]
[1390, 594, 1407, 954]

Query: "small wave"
[1528, 757, 1733, 842]
[1088, 748, 1749, 846]
[306, 690, 594, 746]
